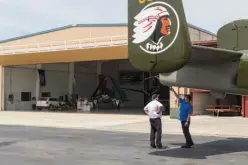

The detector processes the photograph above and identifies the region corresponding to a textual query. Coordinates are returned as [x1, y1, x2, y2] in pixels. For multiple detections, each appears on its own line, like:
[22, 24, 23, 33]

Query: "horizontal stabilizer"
[188, 45, 243, 65]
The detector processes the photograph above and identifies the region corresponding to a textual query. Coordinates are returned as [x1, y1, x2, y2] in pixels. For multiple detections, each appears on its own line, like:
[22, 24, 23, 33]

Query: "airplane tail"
[128, 0, 191, 73]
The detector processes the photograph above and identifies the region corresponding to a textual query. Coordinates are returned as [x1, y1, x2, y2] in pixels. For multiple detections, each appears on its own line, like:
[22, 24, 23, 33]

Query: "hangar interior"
[4, 59, 170, 113]
[192, 91, 242, 116]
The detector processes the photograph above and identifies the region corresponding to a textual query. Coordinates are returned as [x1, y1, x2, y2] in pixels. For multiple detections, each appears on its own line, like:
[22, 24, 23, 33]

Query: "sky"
[0, 0, 248, 40]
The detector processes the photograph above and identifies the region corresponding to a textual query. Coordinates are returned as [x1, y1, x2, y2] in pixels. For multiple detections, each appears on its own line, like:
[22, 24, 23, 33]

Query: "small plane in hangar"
[128, 0, 248, 99]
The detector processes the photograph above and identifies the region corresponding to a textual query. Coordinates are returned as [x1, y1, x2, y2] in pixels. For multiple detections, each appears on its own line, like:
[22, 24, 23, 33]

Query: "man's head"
[152, 94, 160, 101]
[184, 94, 192, 102]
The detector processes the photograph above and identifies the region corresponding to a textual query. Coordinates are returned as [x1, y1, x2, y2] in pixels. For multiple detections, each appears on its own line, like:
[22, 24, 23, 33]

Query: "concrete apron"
[0, 111, 248, 138]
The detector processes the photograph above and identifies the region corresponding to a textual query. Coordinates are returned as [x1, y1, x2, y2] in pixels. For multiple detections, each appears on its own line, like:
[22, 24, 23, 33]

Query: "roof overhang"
[0, 46, 127, 66]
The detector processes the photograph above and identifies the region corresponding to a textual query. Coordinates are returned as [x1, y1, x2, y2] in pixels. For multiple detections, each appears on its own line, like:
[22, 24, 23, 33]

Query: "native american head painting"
[132, 3, 174, 53]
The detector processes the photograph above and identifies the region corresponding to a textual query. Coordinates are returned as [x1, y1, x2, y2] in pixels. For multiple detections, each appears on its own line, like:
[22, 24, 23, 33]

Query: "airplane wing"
[188, 45, 244, 65]
[158, 45, 248, 95]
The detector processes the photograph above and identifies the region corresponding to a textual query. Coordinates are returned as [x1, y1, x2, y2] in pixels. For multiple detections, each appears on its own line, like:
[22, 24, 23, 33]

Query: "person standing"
[144, 94, 166, 149]
[169, 87, 194, 148]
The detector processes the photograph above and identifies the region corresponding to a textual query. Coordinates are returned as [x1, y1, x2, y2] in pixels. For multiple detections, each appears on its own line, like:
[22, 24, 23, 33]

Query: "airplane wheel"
[48, 105, 53, 111]
[116, 103, 120, 111]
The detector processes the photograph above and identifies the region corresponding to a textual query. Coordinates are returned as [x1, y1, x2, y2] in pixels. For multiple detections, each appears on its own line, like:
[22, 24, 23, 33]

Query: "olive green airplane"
[128, 0, 248, 98]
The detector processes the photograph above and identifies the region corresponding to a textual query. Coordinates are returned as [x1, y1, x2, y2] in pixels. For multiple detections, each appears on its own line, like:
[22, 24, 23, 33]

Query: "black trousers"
[181, 121, 194, 145]
[149, 118, 162, 147]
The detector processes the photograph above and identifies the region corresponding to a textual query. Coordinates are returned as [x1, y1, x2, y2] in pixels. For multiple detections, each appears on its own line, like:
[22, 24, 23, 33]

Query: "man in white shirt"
[144, 94, 165, 149]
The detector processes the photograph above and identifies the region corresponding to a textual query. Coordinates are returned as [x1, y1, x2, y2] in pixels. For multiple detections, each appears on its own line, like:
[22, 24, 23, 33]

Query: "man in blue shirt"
[170, 87, 194, 148]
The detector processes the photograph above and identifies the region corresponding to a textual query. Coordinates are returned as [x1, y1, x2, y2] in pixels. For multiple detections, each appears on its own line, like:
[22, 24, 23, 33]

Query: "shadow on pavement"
[149, 138, 248, 159]
[0, 141, 17, 147]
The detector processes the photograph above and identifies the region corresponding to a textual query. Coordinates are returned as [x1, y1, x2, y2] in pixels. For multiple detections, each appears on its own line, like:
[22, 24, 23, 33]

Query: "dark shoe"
[188, 142, 194, 147]
[181, 144, 193, 148]
[157, 145, 167, 149]
[150, 145, 156, 149]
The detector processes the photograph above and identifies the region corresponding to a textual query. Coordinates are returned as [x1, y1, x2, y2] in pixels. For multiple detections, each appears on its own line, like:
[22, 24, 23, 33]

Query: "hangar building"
[0, 23, 217, 113]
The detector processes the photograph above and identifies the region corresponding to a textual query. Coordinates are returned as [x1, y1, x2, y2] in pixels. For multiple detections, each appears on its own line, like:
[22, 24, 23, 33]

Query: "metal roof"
[0, 23, 216, 44]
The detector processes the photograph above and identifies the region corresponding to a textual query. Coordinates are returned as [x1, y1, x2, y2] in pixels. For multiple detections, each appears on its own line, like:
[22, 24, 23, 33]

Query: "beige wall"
[193, 92, 216, 115]
[0, 26, 215, 47]
[0, 26, 128, 46]
[200, 31, 214, 41]
[0, 25, 216, 66]
[188, 27, 200, 41]
[0, 66, 3, 110]
[170, 87, 188, 109]
[188, 27, 216, 42]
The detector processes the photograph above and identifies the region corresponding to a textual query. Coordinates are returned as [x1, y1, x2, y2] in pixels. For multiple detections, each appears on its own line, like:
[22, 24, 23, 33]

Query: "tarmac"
[0, 111, 248, 138]
[0, 111, 247, 164]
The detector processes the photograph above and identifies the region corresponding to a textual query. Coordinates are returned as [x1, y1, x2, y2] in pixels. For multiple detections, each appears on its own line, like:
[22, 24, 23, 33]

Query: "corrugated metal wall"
[192, 92, 216, 115]
[188, 27, 217, 42]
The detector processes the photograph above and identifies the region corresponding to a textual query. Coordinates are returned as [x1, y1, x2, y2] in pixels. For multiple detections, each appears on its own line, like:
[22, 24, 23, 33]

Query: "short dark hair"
[185, 94, 192, 101]
[152, 94, 160, 100]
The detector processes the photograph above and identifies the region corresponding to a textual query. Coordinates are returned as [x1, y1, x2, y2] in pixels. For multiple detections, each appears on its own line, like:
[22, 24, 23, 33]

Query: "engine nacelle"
[218, 20, 248, 89]
[218, 19, 248, 51]
[236, 53, 248, 89]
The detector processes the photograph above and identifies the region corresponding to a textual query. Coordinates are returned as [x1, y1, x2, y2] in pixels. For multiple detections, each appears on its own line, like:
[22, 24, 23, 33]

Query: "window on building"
[21, 92, 31, 101]
[42, 92, 51, 97]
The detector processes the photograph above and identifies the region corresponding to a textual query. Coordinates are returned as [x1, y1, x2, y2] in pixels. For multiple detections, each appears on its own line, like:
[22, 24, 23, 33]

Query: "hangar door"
[4, 65, 37, 110]
[3, 62, 98, 111]
[73, 62, 98, 100]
